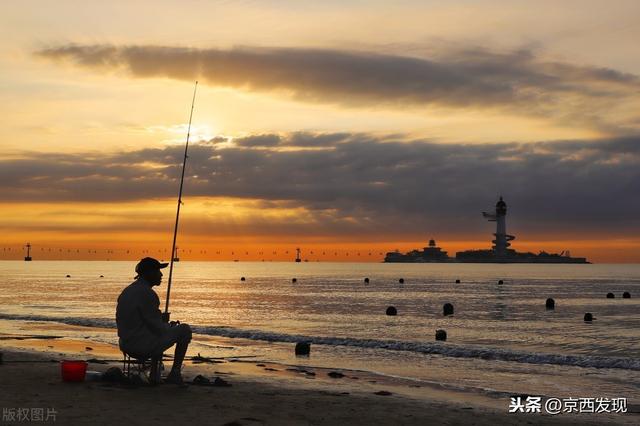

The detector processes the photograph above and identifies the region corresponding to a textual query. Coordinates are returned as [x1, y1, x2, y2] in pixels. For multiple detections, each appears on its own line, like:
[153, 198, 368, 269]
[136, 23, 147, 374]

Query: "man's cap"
[135, 257, 169, 274]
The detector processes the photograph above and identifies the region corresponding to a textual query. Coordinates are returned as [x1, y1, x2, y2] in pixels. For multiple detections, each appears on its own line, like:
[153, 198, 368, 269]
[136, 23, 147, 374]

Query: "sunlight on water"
[1, 261, 639, 400]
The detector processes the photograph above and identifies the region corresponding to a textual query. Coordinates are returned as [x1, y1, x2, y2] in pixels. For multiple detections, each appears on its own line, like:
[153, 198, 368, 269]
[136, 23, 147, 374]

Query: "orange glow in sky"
[1, 1, 639, 263]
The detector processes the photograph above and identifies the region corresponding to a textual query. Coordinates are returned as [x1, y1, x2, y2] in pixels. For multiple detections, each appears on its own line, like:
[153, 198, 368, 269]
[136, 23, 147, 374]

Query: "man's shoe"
[164, 370, 184, 385]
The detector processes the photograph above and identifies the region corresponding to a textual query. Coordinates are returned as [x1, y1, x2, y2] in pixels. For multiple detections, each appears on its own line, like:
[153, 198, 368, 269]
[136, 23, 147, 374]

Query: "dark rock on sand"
[192, 374, 211, 385]
[398, 278, 405, 284]
[328, 371, 345, 378]
[374, 391, 392, 396]
[443, 303, 454, 316]
[435, 329, 447, 341]
[623, 292, 631, 298]
[192, 374, 231, 387]
[295, 341, 311, 356]
[364, 277, 369, 284]
[102, 367, 126, 383]
[606, 292, 615, 299]
[386, 306, 397, 316]
[545, 298, 555, 309]
[584, 313, 594, 322]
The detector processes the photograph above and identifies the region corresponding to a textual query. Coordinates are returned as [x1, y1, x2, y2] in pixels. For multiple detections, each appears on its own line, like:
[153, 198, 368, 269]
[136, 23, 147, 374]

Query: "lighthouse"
[482, 196, 515, 257]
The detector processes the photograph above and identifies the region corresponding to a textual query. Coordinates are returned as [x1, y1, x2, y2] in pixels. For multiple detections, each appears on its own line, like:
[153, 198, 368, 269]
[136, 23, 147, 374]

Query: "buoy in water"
[386, 306, 397, 316]
[66, 274, 71, 278]
[498, 280, 504, 284]
[545, 298, 555, 310]
[295, 342, 310, 356]
[364, 278, 370, 284]
[398, 278, 405, 284]
[584, 313, 594, 322]
[240, 277, 246, 281]
[623, 292, 631, 299]
[435, 329, 447, 341]
[99, 275, 104, 278]
[292, 278, 297, 283]
[455, 279, 460, 284]
[443, 303, 454, 316]
[606, 292, 614, 299]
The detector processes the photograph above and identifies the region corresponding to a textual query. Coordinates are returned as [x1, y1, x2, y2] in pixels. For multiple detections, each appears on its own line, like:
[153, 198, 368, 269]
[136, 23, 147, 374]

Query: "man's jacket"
[116, 277, 170, 356]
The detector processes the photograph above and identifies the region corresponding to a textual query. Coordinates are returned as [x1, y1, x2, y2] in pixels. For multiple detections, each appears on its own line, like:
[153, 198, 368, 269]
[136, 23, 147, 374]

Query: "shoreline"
[1, 334, 635, 425]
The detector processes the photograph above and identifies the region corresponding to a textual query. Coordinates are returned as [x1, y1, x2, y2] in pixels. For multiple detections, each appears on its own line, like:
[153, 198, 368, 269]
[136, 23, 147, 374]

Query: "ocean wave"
[0, 312, 115, 329]
[1, 312, 638, 371]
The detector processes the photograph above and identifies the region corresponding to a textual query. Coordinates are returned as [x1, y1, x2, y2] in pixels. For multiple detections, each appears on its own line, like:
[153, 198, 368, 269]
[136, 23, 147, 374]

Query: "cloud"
[37, 44, 640, 133]
[3, 133, 640, 238]
[235, 134, 281, 147]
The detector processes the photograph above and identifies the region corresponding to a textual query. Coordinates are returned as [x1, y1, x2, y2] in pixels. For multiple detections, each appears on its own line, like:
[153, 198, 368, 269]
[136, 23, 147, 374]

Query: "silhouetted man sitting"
[116, 257, 192, 384]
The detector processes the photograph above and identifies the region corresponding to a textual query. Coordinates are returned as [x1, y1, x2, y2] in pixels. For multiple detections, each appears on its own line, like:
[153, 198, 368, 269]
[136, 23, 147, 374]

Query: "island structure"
[384, 197, 590, 263]
[384, 238, 454, 263]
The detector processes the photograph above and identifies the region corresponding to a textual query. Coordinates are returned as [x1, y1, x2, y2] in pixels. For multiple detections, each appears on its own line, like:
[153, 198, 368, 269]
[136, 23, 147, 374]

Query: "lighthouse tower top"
[496, 196, 507, 215]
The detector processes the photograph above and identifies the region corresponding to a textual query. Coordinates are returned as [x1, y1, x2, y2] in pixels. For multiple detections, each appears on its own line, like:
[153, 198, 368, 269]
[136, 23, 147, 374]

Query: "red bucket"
[61, 360, 88, 382]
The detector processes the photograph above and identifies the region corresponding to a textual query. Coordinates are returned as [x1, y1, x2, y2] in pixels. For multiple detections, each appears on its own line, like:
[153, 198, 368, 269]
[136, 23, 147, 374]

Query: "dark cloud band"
[38, 44, 640, 133]
[2, 133, 639, 236]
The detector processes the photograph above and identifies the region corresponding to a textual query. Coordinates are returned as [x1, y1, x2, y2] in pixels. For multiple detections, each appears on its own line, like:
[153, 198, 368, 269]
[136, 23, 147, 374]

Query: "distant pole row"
[0, 244, 387, 260]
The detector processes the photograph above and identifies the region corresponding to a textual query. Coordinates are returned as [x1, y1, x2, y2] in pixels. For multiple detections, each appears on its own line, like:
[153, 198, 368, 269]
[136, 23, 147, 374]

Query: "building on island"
[384, 239, 452, 263]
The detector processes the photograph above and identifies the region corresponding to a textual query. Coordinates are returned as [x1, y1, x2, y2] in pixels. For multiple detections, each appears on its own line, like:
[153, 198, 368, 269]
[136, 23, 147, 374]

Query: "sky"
[1, 0, 639, 262]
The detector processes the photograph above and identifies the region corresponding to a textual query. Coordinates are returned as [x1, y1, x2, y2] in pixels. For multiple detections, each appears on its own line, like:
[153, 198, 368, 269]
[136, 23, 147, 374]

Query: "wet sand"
[0, 333, 635, 425]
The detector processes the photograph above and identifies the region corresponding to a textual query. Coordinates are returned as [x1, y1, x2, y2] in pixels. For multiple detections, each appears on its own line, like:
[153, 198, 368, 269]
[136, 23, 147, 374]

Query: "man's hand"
[161, 312, 170, 323]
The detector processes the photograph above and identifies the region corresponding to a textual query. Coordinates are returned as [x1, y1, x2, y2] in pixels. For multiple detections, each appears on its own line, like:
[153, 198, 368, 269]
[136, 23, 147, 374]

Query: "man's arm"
[137, 290, 170, 335]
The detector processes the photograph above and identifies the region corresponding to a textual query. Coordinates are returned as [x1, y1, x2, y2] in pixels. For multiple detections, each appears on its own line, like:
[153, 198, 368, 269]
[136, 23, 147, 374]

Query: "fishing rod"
[163, 81, 198, 322]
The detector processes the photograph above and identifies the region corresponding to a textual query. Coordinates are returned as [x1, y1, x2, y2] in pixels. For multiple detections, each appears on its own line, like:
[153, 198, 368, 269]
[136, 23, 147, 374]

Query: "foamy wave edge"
[1, 312, 638, 371]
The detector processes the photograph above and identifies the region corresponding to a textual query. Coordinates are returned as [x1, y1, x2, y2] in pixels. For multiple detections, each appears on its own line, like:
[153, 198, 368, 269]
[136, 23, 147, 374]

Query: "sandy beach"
[1, 331, 635, 426]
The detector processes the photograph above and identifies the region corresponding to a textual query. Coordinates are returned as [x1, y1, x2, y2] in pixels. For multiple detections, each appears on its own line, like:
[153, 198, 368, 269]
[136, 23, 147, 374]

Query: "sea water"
[1, 261, 638, 402]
